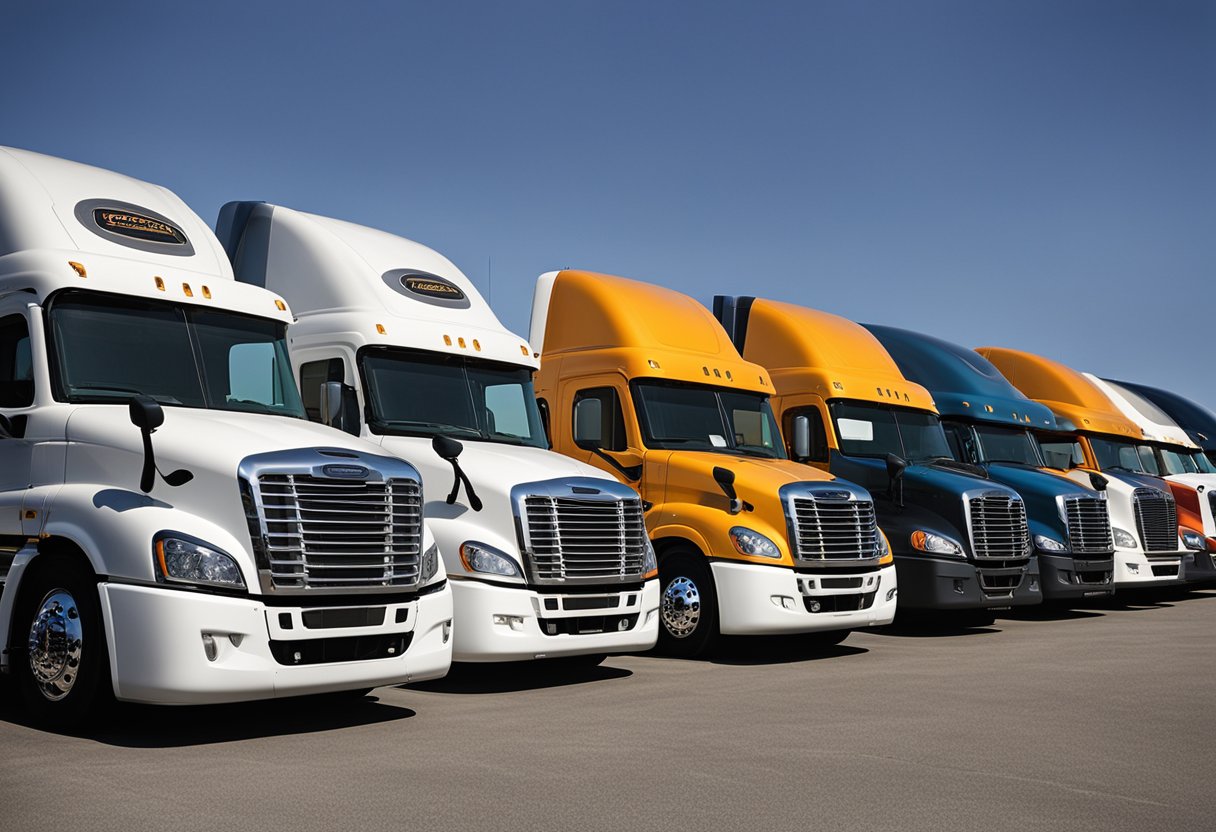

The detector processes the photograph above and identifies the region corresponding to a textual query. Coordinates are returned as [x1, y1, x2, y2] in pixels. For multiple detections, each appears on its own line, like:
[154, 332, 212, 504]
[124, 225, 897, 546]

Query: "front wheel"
[656, 550, 719, 658]
[15, 559, 111, 729]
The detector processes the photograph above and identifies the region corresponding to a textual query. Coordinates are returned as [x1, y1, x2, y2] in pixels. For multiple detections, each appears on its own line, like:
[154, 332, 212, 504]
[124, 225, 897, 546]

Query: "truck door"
[0, 297, 36, 547]
[561, 377, 649, 492]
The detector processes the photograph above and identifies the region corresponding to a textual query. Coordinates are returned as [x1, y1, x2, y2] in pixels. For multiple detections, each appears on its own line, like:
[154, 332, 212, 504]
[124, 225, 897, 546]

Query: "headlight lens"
[877, 531, 890, 559]
[1113, 527, 1138, 549]
[155, 536, 245, 589]
[459, 541, 522, 577]
[1034, 534, 1069, 553]
[420, 541, 440, 582]
[910, 530, 965, 557]
[729, 527, 782, 558]
[641, 538, 658, 577]
[1182, 531, 1207, 552]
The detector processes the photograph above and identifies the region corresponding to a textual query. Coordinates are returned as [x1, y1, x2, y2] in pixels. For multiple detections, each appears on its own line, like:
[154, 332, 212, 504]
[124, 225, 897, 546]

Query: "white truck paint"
[219, 203, 660, 662]
[0, 148, 452, 723]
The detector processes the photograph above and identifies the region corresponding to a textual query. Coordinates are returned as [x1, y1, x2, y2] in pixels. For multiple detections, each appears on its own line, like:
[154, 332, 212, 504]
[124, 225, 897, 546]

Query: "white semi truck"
[0, 148, 453, 726]
[217, 202, 660, 662]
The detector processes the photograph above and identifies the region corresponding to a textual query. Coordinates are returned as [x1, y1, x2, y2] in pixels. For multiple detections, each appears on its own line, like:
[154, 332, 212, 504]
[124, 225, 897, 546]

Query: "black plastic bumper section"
[893, 554, 1041, 610]
[269, 632, 412, 665]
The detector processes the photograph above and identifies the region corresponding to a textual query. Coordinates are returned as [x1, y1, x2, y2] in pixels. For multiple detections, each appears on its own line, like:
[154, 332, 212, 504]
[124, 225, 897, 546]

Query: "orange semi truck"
[529, 270, 897, 656]
[978, 348, 1190, 588]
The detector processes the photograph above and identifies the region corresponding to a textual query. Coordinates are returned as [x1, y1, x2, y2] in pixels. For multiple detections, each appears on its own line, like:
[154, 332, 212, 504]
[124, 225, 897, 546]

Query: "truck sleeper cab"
[978, 347, 1188, 588]
[861, 325, 1116, 601]
[1085, 375, 1216, 584]
[218, 203, 658, 662]
[1112, 380, 1216, 468]
[0, 148, 452, 726]
[714, 297, 1041, 617]
[531, 270, 897, 657]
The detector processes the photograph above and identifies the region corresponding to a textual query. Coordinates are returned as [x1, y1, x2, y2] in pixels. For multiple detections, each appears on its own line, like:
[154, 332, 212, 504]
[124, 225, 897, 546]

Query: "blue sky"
[3, 1, 1213, 409]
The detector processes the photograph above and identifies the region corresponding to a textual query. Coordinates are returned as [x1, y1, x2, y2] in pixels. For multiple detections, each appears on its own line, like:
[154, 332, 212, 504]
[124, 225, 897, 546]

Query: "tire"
[15, 558, 111, 729]
[656, 549, 719, 658]
[799, 629, 850, 649]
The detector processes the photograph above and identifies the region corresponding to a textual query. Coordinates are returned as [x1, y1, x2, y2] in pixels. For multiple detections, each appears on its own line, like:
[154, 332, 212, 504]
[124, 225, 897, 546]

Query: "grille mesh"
[790, 498, 879, 560]
[256, 474, 422, 589]
[524, 496, 648, 582]
[1064, 497, 1114, 554]
[1133, 488, 1178, 553]
[969, 494, 1030, 559]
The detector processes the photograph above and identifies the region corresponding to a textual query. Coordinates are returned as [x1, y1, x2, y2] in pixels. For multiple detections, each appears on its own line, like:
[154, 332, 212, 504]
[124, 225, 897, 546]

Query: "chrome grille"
[524, 496, 648, 583]
[255, 474, 422, 589]
[969, 494, 1030, 559]
[1064, 496, 1114, 554]
[1133, 487, 1178, 552]
[790, 498, 879, 560]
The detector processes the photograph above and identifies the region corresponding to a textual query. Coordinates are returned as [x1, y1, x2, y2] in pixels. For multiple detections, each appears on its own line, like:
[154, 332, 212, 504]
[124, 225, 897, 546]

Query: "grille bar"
[1133, 488, 1178, 552]
[524, 495, 648, 584]
[790, 498, 879, 561]
[255, 474, 423, 590]
[969, 494, 1031, 560]
[1064, 497, 1114, 555]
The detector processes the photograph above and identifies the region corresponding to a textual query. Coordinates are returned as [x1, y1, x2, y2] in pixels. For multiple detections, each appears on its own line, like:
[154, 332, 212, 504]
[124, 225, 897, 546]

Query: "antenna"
[487, 255, 493, 305]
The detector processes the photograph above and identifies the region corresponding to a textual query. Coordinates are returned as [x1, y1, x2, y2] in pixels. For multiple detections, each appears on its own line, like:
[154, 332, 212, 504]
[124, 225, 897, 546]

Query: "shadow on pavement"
[708, 636, 868, 666]
[867, 620, 1001, 638]
[0, 689, 415, 748]
[1001, 606, 1106, 622]
[409, 659, 632, 694]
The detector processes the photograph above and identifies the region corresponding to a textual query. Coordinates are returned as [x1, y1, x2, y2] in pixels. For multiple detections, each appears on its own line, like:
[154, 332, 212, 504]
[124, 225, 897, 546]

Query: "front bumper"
[892, 554, 1041, 611]
[99, 582, 454, 705]
[711, 561, 898, 636]
[1180, 546, 1216, 585]
[1037, 552, 1115, 600]
[450, 578, 660, 662]
[1113, 550, 1185, 587]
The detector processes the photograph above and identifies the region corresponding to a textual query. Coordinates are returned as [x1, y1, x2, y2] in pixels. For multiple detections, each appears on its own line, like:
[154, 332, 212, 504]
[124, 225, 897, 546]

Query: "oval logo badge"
[74, 198, 196, 257]
[322, 464, 370, 479]
[382, 269, 472, 309]
[94, 208, 188, 245]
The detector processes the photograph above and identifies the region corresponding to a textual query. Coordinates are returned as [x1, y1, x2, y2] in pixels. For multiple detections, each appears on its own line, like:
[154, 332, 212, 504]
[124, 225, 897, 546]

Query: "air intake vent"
[789, 496, 879, 561]
[523, 494, 649, 584]
[1064, 496, 1114, 555]
[969, 493, 1031, 560]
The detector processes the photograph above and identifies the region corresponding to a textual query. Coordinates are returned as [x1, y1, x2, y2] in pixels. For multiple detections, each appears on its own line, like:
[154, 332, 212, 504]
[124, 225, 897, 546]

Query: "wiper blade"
[379, 420, 485, 438]
[734, 447, 778, 459]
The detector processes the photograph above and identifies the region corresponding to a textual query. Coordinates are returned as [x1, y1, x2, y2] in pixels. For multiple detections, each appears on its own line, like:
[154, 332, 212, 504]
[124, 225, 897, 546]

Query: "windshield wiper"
[379, 420, 485, 438]
[733, 447, 779, 459]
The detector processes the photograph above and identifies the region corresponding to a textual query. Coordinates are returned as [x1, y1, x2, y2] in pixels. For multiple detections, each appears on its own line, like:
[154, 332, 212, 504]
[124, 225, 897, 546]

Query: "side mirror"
[1088, 472, 1108, 492]
[573, 398, 603, 450]
[713, 465, 750, 514]
[432, 434, 464, 462]
[792, 415, 811, 461]
[319, 381, 360, 436]
[885, 453, 908, 482]
[129, 396, 165, 432]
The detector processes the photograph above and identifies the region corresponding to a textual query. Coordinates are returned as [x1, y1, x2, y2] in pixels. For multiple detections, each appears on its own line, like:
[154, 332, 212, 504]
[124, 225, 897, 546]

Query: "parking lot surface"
[2, 589, 1213, 832]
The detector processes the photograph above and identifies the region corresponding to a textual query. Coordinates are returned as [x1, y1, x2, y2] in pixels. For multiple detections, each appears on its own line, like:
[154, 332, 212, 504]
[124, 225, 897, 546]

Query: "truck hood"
[984, 462, 1093, 500]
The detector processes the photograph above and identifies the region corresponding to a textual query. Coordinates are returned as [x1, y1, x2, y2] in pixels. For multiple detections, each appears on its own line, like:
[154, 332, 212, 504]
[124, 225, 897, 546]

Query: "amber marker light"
[68, 261, 87, 277]
[154, 276, 165, 291]
[274, 299, 287, 311]
[647, 359, 660, 369]
[473, 339, 481, 351]
[376, 324, 387, 334]
[444, 335, 453, 346]
[182, 283, 193, 297]
[458, 337, 466, 348]
[201, 286, 212, 299]
[520, 345, 529, 356]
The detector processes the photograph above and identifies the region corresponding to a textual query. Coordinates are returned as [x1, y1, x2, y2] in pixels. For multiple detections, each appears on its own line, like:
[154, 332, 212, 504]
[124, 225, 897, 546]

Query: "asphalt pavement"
[2, 589, 1213, 832]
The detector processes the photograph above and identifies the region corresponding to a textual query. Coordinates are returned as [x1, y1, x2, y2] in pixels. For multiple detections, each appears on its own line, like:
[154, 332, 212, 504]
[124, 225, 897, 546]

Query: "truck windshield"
[633, 381, 786, 458]
[1089, 437, 1161, 476]
[1035, 434, 1085, 469]
[973, 424, 1044, 465]
[828, 401, 951, 463]
[360, 347, 547, 448]
[1159, 446, 1216, 475]
[48, 291, 305, 418]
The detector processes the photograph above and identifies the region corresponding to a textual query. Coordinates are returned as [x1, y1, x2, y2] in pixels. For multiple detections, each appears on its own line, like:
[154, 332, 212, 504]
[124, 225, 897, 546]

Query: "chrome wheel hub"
[661, 576, 701, 638]
[28, 589, 83, 702]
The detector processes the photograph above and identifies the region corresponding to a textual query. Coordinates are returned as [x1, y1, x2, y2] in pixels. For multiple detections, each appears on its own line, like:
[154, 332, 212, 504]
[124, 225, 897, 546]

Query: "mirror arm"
[445, 459, 483, 511]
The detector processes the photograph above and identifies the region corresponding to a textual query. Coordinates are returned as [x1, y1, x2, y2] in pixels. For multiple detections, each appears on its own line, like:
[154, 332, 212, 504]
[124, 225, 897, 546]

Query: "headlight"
[910, 530, 965, 557]
[459, 541, 522, 577]
[420, 541, 440, 582]
[729, 527, 782, 558]
[641, 538, 658, 577]
[1113, 527, 1138, 549]
[1034, 534, 1069, 553]
[155, 536, 245, 589]
[1182, 531, 1207, 552]
[877, 531, 890, 558]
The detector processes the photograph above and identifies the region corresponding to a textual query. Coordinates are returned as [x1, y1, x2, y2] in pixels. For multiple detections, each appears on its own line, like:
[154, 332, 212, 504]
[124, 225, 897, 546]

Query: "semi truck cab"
[1086, 375, 1216, 583]
[531, 271, 897, 656]
[714, 297, 1041, 616]
[218, 203, 659, 662]
[0, 148, 452, 726]
[978, 347, 1188, 588]
[863, 325, 1115, 601]
[1108, 380, 1216, 468]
